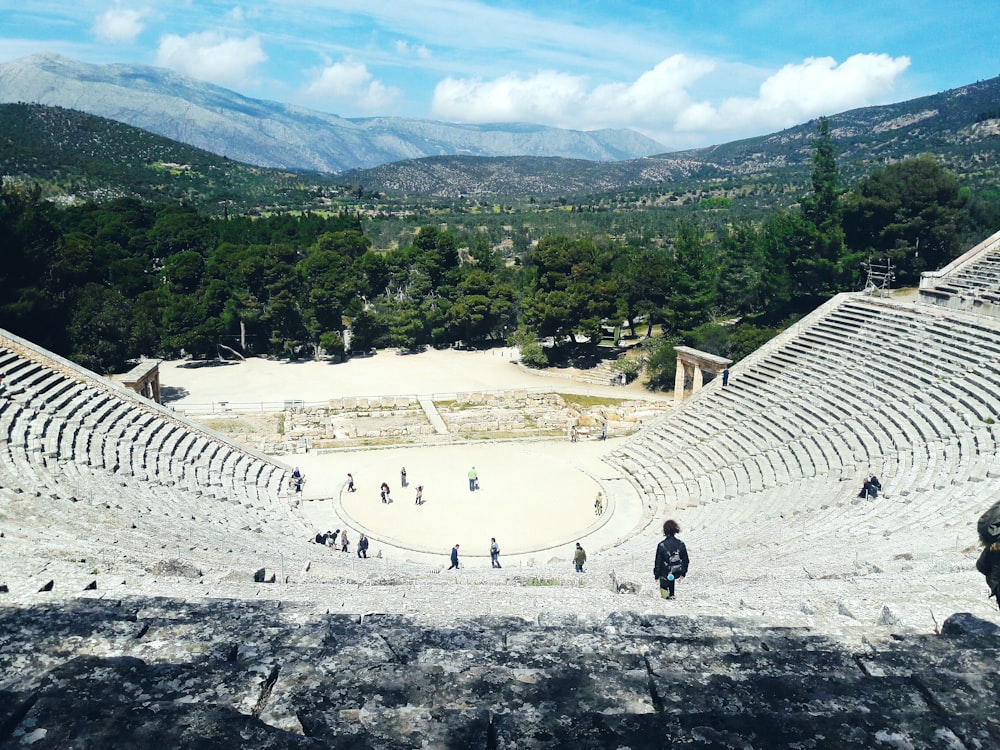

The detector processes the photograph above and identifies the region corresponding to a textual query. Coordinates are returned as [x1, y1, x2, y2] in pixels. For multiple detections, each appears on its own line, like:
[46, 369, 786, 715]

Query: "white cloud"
[92, 5, 146, 44]
[395, 40, 431, 60]
[432, 70, 589, 125]
[430, 51, 911, 147]
[155, 31, 267, 87]
[677, 53, 912, 133]
[304, 59, 400, 113]
[431, 54, 714, 130]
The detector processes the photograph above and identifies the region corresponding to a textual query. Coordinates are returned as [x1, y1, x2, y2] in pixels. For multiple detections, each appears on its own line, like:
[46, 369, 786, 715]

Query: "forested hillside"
[0, 103, 345, 212]
[2, 119, 993, 389]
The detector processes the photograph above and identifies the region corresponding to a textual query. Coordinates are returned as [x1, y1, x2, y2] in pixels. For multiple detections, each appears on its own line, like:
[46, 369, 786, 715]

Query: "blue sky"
[1, 1, 997, 150]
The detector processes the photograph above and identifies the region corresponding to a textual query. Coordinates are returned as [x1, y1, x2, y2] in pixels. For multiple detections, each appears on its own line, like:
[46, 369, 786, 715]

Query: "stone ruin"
[3, 230, 1000, 746]
[196, 390, 669, 453]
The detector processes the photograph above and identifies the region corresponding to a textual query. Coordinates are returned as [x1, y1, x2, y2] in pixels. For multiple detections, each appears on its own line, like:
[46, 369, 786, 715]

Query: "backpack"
[658, 539, 684, 578]
[666, 548, 683, 575]
[978, 501, 1000, 545]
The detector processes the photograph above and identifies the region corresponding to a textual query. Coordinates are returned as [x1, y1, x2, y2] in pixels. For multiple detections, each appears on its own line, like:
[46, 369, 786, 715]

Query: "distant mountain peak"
[0, 54, 666, 173]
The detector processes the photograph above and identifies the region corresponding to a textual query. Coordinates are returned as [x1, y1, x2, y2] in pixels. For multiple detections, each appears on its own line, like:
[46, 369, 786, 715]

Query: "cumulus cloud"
[156, 31, 267, 87]
[93, 5, 146, 44]
[677, 53, 912, 133]
[304, 59, 400, 113]
[431, 54, 715, 130]
[431, 51, 910, 146]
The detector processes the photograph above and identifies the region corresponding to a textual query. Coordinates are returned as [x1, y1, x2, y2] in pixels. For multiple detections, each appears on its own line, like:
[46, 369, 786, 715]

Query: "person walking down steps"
[653, 519, 689, 599]
[448, 544, 461, 570]
[573, 542, 587, 573]
[490, 538, 502, 569]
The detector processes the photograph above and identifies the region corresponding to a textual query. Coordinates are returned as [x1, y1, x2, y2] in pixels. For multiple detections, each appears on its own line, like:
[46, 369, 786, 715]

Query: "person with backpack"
[653, 519, 689, 599]
[490, 537, 501, 568]
[976, 500, 1000, 611]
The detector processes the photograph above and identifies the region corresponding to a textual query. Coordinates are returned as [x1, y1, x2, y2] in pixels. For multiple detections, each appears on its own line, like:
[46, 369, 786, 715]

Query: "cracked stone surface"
[1, 598, 998, 749]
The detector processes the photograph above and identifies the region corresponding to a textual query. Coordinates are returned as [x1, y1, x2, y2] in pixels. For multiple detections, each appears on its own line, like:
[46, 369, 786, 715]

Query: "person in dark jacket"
[977, 502, 1000, 611]
[448, 544, 460, 570]
[357, 533, 370, 559]
[653, 519, 689, 599]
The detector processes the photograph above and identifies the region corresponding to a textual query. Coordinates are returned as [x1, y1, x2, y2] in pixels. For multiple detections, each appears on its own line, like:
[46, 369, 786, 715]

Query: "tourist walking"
[340, 530, 350, 553]
[448, 544, 460, 570]
[490, 537, 502, 568]
[346, 473, 355, 492]
[415, 485, 423, 505]
[594, 492, 604, 515]
[400, 466, 407, 487]
[573, 542, 587, 573]
[381, 481, 390, 503]
[357, 533, 369, 559]
[468, 466, 478, 491]
[653, 519, 689, 599]
[722, 367, 730, 387]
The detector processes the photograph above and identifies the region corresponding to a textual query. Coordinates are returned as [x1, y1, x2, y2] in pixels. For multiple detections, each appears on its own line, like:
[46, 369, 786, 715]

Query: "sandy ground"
[158, 347, 664, 406]
[157, 348, 660, 566]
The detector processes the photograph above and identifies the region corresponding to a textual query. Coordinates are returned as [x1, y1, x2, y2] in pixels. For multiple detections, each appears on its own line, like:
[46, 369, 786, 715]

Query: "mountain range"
[1, 51, 997, 203]
[0, 53, 664, 173]
[344, 75, 1000, 197]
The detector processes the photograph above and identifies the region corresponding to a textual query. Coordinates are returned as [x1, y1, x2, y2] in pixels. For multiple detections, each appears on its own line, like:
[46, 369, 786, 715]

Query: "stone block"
[253, 568, 276, 583]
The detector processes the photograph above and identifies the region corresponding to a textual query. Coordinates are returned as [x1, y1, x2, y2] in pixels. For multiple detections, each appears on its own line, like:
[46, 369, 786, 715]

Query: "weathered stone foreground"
[1, 598, 998, 749]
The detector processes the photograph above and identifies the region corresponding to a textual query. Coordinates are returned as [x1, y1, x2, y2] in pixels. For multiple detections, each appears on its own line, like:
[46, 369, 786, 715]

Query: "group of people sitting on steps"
[313, 529, 369, 558]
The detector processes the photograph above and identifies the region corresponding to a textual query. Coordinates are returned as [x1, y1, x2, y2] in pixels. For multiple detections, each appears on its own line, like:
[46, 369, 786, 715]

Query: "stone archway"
[673, 346, 732, 404]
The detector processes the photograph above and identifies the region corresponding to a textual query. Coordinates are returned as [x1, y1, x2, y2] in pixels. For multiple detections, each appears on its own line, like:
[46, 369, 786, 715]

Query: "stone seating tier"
[606, 294, 999, 566]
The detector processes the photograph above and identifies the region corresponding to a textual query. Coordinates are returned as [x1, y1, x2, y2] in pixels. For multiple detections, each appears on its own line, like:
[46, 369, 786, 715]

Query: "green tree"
[717, 221, 767, 317]
[522, 235, 617, 343]
[842, 155, 968, 285]
[789, 117, 846, 308]
[613, 245, 671, 337]
[662, 222, 716, 334]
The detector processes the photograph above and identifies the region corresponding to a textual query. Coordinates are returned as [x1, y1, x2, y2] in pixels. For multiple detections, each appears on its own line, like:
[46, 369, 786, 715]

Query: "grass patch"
[433, 399, 478, 411]
[558, 393, 627, 408]
[525, 577, 559, 586]
[201, 418, 241, 433]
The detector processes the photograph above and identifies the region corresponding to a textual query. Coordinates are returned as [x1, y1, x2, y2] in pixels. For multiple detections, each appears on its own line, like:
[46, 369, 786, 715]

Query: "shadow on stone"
[1, 598, 998, 748]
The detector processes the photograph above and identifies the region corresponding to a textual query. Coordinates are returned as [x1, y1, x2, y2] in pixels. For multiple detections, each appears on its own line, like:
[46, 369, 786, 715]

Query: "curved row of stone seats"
[0, 464, 321, 597]
[919, 228, 1000, 314]
[0, 330, 306, 581]
[0, 344, 286, 504]
[604, 292, 1000, 571]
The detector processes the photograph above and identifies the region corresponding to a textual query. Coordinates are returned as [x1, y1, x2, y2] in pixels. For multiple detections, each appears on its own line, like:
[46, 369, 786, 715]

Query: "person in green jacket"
[573, 542, 587, 573]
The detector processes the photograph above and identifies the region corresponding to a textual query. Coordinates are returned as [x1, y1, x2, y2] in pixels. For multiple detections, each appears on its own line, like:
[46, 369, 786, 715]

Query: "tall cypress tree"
[663, 221, 716, 334]
[790, 117, 846, 308]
